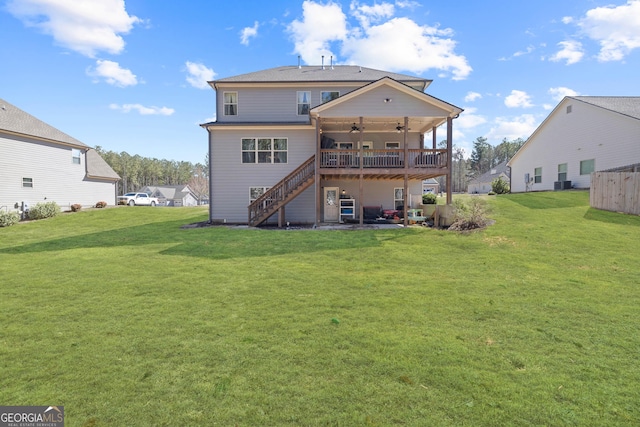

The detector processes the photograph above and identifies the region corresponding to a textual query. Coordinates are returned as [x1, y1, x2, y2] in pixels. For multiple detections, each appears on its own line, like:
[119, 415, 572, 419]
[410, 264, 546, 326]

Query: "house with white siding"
[508, 96, 640, 193]
[201, 64, 463, 226]
[467, 160, 510, 194]
[0, 98, 120, 212]
[139, 184, 198, 207]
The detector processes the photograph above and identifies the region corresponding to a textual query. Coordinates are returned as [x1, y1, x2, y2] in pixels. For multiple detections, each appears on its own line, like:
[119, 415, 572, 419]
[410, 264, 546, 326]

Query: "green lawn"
[1, 192, 639, 426]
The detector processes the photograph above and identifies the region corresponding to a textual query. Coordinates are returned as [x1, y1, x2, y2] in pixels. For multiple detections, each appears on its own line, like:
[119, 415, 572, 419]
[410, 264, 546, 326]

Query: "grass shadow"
[0, 219, 410, 260]
[502, 191, 589, 209]
[583, 207, 640, 227]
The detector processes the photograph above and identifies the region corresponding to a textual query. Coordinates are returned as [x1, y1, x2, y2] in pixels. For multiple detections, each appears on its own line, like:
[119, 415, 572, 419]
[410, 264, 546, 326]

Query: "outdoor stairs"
[248, 155, 316, 227]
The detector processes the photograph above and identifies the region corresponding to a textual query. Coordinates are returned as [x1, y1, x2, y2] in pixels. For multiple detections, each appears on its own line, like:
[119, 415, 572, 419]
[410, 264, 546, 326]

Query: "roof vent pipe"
[359, 66, 362, 73]
[298, 56, 301, 69]
[322, 55, 325, 70]
[330, 56, 334, 70]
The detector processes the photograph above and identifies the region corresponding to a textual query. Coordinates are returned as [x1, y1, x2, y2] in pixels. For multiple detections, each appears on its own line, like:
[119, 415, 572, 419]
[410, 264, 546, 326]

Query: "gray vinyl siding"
[321, 131, 422, 149]
[209, 128, 317, 223]
[217, 85, 362, 123]
[320, 86, 447, 118]
[0, 134, 117, 211]
[510, 99, 640, 193]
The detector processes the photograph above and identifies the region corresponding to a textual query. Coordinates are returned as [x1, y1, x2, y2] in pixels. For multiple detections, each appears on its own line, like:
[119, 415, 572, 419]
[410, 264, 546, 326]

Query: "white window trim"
[394, 187, 404, 209]
[72, 149, 81, 165]
[385, 141, 400, 149]
[22, 177, 33, 188]
[241, 137, 288, 164]
[223, 91, 238, 116]
[534, 167, 542, 184]
[250, 186, 271, 203]
[297, 91, 311, 116]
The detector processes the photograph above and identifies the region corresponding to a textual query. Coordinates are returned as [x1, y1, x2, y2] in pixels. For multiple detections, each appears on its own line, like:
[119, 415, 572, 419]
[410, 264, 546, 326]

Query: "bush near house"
[27, 201, 61, 220]
[422, 193, 437, 204]
[95, 201, 108, 208]
[71, 204, 82, 212]
[450, 197, 489, 231]
[491, 176, 510, 194]
[0, 211, 20, 227]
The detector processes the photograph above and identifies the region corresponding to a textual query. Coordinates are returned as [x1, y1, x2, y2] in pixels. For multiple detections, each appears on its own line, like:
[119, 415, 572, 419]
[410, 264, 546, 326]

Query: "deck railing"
[319, 149, 447, 169]
[248, 155, 316, 226]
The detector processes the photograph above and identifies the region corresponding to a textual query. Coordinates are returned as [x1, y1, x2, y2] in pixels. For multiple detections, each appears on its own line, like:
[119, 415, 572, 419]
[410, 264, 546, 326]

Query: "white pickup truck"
[117, 192, 158, 206]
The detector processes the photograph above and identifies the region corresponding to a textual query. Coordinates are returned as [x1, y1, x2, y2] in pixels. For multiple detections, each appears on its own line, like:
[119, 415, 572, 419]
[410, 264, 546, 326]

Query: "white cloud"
[548, 87, 579, 102]
[456, 107, 487, 129]
[464, 91, 482, 102]
[240, 21, 259, 45]
[504, 90, 533, 108]
[487, 114, 538, 141]
[109, 103, 174, 116]
[578, 0, 640, 61]
[87, 60, 137, 87]
[549, 40, 584, 65]
[185, 61, 216, 89]
[7, 0, 141, 57]
[287, 0, 471, 80]
[561, 16, 574, 24]
[350, 1, 395, 28]
[288, 1, 349, 63]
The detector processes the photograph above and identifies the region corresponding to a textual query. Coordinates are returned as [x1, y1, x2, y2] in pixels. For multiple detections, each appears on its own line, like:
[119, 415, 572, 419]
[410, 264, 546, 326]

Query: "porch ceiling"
[317, 116, 446, 134]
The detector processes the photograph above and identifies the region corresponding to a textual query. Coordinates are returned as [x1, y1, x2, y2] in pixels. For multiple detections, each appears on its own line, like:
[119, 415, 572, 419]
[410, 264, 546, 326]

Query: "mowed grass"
[0, 192, 639, 426]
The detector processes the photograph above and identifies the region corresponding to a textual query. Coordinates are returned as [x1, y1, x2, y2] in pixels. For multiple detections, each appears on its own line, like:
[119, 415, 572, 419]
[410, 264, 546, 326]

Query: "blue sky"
[2, 0, 640, 164]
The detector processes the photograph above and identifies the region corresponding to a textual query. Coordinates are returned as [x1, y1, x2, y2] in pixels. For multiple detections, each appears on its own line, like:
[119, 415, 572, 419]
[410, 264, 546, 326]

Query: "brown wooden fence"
[590, 172, 640, 215]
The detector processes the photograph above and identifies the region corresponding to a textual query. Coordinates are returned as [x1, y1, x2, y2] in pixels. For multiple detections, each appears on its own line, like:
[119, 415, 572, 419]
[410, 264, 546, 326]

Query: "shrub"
[71, 204, 82, 212]
[449, 198, 489, 231]
[0, 211, 20, 227]
[491, 176, 510, 194]
[28, 201, 61, 220]
[95, 201, 107, 208]
[422, 193, 437, 204]
[488, 191, 496, 196]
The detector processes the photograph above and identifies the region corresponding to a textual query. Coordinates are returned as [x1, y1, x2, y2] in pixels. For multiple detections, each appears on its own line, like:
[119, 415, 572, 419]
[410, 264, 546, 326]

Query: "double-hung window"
[72, 149, 81, 164]
[250, 187, 271, 202]
[558, 163, 567, 181]
[394, 187, 404, 210]
[297, 91, 310, 115]
[534, 167, 542, 184]
[242, 138, 288, 164]
[224, 92, 237, 116]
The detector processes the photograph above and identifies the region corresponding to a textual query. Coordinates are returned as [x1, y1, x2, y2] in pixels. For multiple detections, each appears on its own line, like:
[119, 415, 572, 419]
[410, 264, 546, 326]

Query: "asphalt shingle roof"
[0, 98, 86, 147]
[573, 96, 640, 120]
[212, 65, 430, 87]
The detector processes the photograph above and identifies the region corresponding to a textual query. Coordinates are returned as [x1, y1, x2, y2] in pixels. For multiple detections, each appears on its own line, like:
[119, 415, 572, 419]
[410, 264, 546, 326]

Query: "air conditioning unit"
[554, 181, 562, 190]
[561, 180, 572, 190]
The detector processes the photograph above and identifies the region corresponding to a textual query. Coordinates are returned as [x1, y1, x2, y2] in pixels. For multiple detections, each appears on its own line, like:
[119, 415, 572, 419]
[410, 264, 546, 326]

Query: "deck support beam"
[446, 117, 453, 205]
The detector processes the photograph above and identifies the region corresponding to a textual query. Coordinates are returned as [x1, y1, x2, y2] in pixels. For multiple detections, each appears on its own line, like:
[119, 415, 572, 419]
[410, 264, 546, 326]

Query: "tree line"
[437, 137, 525, 193]
[94, 147, 209, 202]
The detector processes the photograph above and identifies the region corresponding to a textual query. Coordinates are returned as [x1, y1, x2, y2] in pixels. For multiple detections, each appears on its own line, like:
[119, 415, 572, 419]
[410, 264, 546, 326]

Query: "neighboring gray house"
[422, 178, 440, 194]
[508, 96, 640, 193]
[0, 98, 120, 212]
[140, 185, 198, 207]
[201, 65, 463, 226]
[468, 161, 510, 194]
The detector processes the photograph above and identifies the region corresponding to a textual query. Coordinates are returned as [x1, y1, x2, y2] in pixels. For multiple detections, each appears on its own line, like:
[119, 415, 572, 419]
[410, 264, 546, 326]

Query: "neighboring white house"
[422, 178, 440, 194]
[467, 160, 510, 194]
[201, 65, 463, 226]
[508, 96, 640, 193]
[0, 98, 120, 211]
[140, 185, 198, 207]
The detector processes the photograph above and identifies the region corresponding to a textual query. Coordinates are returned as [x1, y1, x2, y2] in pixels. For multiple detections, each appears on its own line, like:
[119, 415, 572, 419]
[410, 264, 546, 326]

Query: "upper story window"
[297, 91, 310, 115]
[224, 92, 238, 116]
[321, 91, 339, 103]
[72, 149, 81, 164]
[242, 138, 288, 164]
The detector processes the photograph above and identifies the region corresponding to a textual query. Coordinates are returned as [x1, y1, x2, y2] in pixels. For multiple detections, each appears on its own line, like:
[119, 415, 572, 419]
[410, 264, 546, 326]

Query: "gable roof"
[144, 185, 194, 199]
[211, 65, 430, 90]
[0, 98, 86, 148]
[469, 160, 510, 184]
[573, 96, 640, 120]
[1, 98, 119, 181]
[509, 96, 640, 166]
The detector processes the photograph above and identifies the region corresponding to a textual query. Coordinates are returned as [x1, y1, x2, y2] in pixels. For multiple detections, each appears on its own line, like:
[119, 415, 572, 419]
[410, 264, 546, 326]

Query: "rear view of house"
[0, 98, 120, 211]
[509, 96, 640, 193]
[201, 64, 463, 226]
